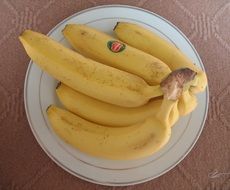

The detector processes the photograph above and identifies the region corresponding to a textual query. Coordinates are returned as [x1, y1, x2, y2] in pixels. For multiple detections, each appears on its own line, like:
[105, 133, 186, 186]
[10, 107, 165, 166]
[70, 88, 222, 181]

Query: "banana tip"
[56, 82, 62, 89]
[113, 22, 120, 31]
[18, 32, 27, 46]
[18, 30, 28, 41]
[46, 105, 53, 112]
[61, 25, 68, 33]
[62, 24, 73, 33]
[62, 24, 77, 33]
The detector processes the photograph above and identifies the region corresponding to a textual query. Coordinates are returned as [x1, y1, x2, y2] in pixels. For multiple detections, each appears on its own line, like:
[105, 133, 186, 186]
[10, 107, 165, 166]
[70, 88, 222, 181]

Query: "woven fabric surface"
[0, 0, 230, 189]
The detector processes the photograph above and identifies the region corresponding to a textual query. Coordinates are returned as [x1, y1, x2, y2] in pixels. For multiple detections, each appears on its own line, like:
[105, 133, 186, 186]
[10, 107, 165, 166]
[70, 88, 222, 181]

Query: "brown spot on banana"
[80, 30, 87, 35]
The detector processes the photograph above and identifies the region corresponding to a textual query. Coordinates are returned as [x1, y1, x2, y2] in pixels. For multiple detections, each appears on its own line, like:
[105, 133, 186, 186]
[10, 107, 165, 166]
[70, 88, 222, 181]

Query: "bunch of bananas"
[19, 22, 206, 160]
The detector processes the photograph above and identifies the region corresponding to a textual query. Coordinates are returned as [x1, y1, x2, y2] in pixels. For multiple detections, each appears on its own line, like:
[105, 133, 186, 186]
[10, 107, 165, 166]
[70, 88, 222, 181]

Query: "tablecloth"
[0, 0, 230, 189]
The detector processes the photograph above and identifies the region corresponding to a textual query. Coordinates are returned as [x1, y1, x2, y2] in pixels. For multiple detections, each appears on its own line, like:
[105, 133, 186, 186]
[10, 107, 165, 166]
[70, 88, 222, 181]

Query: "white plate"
[24, 5, 209, 186]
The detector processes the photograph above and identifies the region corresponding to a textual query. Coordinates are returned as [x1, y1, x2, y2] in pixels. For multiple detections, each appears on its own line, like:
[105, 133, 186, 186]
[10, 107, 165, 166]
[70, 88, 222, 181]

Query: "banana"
[114, 22, 207, 93]
[56, 83, 162, 127]
[19, 30, 164, 108]
[62, 24, 171, 85]
[47, 105, 172, 160]
[178, 90, 197, 116]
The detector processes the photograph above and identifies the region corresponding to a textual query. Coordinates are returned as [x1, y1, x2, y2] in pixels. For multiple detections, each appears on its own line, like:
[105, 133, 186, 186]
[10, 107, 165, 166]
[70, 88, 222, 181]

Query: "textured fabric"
[0, 0, 230, 189]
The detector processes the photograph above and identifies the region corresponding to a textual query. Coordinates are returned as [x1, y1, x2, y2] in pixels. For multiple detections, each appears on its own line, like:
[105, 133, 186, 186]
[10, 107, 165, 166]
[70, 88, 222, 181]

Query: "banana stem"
[144, 68, 197, 100]
[160, 68, 197, 100]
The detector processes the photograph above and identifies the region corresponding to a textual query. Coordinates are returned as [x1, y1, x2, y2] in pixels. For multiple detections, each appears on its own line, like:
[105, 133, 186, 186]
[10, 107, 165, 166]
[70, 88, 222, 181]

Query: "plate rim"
[24, 4, 209, 186]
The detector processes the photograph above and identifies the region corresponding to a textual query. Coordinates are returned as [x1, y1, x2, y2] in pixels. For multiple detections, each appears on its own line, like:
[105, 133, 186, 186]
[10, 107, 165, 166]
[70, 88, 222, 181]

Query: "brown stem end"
[160, 68, 197, 100]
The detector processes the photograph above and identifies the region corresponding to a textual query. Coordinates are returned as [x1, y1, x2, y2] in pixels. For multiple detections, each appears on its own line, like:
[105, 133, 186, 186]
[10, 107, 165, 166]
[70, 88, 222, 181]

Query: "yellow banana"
[56, 83, 162, 127]
[114, 22, 207, 93]
[178, 90, 197, 116]
[47, 105, 172, 160]
[62, 24, 171, 85]
[19, 30, 163, 108]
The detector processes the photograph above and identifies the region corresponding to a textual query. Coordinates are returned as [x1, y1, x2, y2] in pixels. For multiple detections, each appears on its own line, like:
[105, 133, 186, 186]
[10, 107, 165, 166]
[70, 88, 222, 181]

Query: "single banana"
[47, 105, 171, 160]
[178, 90, 197, 116]
[19, 30, 163, 108]
[114, 22, 207, 93]
[62, 24, 171, 85]
[56, 83, 162, 127]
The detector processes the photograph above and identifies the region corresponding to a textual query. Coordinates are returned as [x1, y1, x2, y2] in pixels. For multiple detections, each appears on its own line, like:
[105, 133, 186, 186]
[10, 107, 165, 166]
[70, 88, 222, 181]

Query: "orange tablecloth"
[0, 0, 230, 189]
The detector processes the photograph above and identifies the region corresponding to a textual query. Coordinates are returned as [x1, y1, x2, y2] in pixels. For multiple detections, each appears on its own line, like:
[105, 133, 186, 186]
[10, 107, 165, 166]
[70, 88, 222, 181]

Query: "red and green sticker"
[107, 40, 126, 53]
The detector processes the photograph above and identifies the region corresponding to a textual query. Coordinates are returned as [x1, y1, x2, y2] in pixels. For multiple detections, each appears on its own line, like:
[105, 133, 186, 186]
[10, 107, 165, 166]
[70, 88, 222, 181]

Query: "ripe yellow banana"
[47, 105, 172, 160]
[62, 24, 171, 85]
[178, 90, 197, 116]
[56, 83, 162, 127]
[19, 30, 164, 108]
[114, 22, 207, 93]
